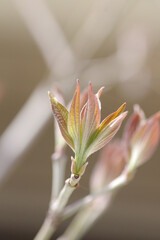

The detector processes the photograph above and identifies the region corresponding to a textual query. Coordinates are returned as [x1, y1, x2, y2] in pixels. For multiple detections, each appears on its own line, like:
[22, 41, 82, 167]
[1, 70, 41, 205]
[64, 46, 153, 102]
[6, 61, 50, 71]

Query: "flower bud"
[124, 106, 160, 171]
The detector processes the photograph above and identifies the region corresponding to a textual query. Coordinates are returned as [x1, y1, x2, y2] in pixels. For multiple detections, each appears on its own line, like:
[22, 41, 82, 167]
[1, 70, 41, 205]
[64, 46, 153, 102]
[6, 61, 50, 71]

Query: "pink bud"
[123, 106, 160, 170]
[90, 141, 127, 192]
[123, 104, 145, 149]
[130, 112, 160, 167]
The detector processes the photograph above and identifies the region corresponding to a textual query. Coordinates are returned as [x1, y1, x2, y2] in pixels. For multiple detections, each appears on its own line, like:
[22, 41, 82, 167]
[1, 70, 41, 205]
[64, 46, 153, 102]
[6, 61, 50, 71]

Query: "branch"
[34, 174, 82, 240]
[62, 171, 130, 220]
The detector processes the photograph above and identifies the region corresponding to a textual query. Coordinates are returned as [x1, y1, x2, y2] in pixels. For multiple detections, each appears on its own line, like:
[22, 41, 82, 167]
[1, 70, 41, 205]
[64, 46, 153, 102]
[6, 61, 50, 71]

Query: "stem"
[52, 118, 67, 199]
[51, 175, 80, 214]
[58, 171, 132, 240]
[34, 174, 81, 240]
[51, 149, 67, 199]
[33, 218, 55, 240]
[58, 195, 112, 240]
[62, 173, 128, 219]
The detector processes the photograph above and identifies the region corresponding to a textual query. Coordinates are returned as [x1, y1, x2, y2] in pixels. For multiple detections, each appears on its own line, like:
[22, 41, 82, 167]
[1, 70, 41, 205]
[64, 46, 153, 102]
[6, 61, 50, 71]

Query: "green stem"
[62, 172, 128, 220]
[51, 175, 79, 214]
[58, 169, 134, 240]
[51, 149, 67, 199]
[34, 174, 81, 240]
[58, 195, 111, 240]
[33, 217, 55, 240]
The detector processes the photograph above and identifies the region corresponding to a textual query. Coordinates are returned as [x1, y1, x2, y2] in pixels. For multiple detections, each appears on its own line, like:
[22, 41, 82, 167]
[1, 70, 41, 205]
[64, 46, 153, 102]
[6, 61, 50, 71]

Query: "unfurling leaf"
[49, 81, 127, 175]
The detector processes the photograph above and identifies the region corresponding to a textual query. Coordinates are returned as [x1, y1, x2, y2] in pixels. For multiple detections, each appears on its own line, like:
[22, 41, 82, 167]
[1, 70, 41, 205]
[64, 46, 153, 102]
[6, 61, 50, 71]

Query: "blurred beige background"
[0, 0, 160, 239]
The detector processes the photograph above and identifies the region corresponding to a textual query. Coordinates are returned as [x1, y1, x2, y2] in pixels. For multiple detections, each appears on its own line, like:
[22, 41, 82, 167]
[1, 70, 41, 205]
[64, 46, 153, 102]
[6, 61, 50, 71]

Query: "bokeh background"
[0, 0, 160, 239]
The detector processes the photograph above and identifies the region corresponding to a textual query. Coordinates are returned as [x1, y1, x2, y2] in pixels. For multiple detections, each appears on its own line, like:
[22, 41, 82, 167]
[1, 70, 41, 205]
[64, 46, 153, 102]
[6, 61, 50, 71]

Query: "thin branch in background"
[0, 81, 51, 183]
[0, 0, 75, 183]
[13, 0, 76, 75]
[72, 0, 128, 57]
